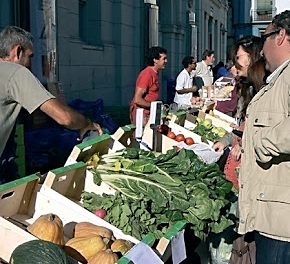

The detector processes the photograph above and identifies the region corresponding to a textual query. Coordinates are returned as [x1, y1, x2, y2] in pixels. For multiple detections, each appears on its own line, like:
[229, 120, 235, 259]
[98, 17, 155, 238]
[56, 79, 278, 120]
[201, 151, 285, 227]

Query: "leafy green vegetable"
[83, 147, 235, 241]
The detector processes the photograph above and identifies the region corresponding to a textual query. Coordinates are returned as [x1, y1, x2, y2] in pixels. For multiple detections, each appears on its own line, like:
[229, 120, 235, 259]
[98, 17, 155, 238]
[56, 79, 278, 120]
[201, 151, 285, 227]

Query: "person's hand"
[230, 122, 239, 129]
[78, 120, 103, 141]
[230, 144, 241, 161]
[92, 122, 103, 135]
[212, 141, 226, 152]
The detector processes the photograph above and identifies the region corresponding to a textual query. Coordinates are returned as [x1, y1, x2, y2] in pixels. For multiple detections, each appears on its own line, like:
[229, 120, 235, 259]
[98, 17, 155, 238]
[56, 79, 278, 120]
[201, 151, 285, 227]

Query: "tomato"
[167, 131, 176, 139]
[184, 137, 195, 145]
[175, 134, 185, 142]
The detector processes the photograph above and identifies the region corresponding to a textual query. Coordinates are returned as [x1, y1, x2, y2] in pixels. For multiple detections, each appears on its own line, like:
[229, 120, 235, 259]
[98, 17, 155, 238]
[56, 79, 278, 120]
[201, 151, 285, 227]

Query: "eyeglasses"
[261, 29, 280, 43]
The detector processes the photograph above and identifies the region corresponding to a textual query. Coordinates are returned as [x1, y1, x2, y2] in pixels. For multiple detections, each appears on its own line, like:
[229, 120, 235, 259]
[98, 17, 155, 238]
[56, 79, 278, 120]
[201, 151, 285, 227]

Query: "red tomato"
[175, 134, 185, 142]
[167, 131, 176, 139]
[184, 137, 195, 145]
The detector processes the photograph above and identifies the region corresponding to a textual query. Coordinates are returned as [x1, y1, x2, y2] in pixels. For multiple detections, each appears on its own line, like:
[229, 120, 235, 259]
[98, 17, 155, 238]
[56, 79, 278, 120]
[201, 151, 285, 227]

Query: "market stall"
[0, 99, 238, 264]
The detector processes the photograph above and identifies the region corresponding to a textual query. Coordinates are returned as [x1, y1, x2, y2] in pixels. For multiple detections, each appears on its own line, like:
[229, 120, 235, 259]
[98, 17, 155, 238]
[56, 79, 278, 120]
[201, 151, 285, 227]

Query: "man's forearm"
[176, 86, 198, 94]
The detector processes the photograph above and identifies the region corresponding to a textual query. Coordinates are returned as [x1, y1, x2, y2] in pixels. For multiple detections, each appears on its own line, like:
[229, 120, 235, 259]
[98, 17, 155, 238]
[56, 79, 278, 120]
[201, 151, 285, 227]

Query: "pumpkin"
[64, 235, 108, 262]
[27, 214, 65, 246]
[88, 249, 118, 264]
[9, 239, 72, 264]
[74, 222, 114, 240]
[111, 239, 134, 255]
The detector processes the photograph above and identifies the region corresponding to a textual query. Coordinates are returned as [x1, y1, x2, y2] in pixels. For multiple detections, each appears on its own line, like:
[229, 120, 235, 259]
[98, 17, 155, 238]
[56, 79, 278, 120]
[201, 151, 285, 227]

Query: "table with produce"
[0, 106, 238, 264]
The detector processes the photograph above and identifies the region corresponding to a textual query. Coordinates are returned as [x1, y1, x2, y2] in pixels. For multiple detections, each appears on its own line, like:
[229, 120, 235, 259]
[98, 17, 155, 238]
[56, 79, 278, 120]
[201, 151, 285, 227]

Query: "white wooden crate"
[0, 175, 138, 262]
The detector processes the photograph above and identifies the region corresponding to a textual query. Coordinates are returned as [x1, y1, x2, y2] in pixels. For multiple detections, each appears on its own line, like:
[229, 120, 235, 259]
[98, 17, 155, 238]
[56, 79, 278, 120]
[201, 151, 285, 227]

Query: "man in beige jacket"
[238, 10, 290, 263]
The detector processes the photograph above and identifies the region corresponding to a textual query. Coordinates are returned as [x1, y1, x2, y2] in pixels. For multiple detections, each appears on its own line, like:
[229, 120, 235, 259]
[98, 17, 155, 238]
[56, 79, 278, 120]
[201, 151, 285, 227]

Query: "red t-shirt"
[130, 67, 159, 124]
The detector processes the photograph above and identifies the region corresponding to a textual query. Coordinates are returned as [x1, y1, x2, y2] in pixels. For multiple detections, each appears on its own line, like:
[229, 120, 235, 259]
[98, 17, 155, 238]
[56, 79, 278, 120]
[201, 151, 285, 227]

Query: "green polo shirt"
[0, 61, 55, 157]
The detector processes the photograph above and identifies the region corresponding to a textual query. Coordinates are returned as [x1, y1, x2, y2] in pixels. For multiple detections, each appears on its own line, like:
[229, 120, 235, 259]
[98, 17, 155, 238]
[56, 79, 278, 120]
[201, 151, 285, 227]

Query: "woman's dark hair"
[247, 57, 269, 92]
[236, 58, 269, 118]
[181, 56, 195, 68]
[232, 35, 263, 70]
[146, 46, 167, 66]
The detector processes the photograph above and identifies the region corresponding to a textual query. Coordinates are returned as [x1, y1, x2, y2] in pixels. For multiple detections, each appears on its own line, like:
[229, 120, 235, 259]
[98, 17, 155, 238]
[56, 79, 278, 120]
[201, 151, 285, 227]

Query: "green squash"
[9, 239, 77, 264]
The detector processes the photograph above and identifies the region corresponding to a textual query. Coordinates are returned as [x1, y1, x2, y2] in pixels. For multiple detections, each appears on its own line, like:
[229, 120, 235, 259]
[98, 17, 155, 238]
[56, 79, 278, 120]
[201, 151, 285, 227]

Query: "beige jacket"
[238, 60, 290, 240]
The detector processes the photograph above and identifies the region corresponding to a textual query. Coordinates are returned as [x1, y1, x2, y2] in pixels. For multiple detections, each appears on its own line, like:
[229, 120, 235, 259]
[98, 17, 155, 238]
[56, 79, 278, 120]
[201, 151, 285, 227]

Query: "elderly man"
[0, 26, 103, 183]
[237, 10, 290, 263]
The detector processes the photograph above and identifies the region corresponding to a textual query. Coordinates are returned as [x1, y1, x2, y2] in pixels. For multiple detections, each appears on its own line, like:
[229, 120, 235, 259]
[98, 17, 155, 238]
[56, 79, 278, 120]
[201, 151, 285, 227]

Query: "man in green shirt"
[0, 26, 103, 183]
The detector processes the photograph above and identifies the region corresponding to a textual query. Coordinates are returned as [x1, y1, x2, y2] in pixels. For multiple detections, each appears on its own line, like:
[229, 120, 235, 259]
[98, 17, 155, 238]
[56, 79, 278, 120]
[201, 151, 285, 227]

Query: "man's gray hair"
[0, 26, 33, 58]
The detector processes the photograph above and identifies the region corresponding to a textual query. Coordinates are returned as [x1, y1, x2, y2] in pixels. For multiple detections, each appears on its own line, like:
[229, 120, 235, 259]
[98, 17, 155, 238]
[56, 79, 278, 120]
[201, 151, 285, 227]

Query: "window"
[79, 0, 101, 46]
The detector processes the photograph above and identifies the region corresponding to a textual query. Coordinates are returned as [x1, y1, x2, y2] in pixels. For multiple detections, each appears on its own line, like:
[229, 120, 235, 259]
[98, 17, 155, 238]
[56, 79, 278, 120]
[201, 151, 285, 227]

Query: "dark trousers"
[255, 232, 290, 264]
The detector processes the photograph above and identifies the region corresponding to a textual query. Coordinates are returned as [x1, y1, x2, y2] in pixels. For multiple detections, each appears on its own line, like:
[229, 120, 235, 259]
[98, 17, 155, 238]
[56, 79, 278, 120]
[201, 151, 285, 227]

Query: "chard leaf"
[166, 210, 184, 221]
[209, 216, 234, 233]
[119, 213, 129, 228]
[123, 148, 140, 159]
[153, 147, 179, 164]
[169, 196, 191, 211]
[92, 169, 102, 185]
[188, 198, 213, 220]
[100, 173, 187, 205]
[188, 182, 210, 197]
[120, 158, 134, 169]
[183, 212, 199, 225]
[145, 171, 182, 187]
[111, 204, 121, 220]
[121, 203, 132, 216]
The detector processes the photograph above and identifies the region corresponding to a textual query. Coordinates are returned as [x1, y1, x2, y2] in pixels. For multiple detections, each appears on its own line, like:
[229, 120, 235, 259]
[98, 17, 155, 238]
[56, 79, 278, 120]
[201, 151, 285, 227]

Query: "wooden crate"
[142, 121, 212, 153]
[201, 110, 236, 132]
[65, 134, 125, 166]
[44, 161, 187, 263]
[0, 175, 138, 262]
[111, 124, 139, 148]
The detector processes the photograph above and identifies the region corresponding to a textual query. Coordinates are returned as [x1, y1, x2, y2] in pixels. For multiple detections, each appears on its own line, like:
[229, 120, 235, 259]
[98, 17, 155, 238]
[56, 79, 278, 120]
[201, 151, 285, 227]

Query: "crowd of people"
[129, 10, 290, 264]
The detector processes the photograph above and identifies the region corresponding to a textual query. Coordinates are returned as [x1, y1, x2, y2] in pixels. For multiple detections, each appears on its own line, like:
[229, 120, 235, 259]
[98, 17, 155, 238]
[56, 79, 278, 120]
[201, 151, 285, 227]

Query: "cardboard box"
[44, 158, 187, 263]
[0, 175, 138, 262]
[142, 121, 212, 153]
[202, 110, 236, 132]
[65, 134, 125, 166]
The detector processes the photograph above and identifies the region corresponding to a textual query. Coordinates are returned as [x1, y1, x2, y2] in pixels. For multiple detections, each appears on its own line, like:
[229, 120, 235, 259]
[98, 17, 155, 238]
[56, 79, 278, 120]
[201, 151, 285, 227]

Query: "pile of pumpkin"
[10, 213, 134, 264]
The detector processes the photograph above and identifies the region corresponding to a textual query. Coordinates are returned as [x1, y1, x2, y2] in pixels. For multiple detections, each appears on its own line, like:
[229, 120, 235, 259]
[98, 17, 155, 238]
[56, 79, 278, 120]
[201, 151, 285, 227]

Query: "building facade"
[0, 0, 228, 106]
[230, 0, 290, 38]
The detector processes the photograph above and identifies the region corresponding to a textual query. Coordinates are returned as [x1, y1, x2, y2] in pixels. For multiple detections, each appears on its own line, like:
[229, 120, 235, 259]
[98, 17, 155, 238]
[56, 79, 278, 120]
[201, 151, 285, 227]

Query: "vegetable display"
[83, 147, 235, 241]
[191, 118, 227, 143]
[22, 214, 134, 263]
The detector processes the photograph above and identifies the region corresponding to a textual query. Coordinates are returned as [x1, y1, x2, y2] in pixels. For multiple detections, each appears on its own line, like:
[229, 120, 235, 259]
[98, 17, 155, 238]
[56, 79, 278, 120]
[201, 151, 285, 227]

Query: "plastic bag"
[177, 142, 223, 164]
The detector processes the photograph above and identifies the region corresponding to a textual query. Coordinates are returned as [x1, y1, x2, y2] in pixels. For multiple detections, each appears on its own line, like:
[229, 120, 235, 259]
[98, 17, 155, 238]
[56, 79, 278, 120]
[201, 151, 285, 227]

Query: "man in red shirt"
[130, 46, 167, 125]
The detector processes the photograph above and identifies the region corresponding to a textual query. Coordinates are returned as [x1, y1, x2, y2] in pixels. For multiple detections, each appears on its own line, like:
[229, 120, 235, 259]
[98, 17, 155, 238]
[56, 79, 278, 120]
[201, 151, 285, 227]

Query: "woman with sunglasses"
[211, 35, 268, 264]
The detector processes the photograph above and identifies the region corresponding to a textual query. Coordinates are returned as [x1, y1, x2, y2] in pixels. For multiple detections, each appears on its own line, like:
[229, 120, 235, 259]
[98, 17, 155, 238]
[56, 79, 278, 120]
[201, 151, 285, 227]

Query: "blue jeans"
[255, 232, 290, 264]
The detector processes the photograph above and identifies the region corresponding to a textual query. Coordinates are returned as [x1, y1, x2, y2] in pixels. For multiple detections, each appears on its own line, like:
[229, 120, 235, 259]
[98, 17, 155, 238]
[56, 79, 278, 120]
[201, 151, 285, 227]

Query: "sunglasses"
[261, 29, 280, 43]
